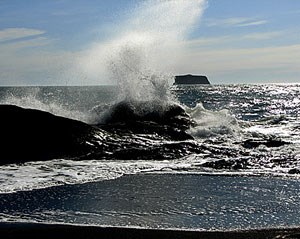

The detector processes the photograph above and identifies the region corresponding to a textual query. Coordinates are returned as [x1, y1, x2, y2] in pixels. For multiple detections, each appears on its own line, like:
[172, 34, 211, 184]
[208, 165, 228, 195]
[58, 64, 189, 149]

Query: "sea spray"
[108, 45, 173, 103]
[186, 102, 241, 138]
[0, 87, 92, 123]
[80, 0, 208, 124]
[78, 0, 207, 98]
[1, 1, 208, 125]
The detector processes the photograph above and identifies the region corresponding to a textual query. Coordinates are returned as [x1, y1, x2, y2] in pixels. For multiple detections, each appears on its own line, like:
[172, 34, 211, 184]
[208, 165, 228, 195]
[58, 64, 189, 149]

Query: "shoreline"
[1, 222, 300, 239]
[1, 174, 300, 230]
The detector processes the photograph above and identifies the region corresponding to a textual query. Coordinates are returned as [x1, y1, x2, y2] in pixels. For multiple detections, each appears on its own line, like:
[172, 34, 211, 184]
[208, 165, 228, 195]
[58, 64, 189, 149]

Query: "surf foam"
[186, 103, 241, 138]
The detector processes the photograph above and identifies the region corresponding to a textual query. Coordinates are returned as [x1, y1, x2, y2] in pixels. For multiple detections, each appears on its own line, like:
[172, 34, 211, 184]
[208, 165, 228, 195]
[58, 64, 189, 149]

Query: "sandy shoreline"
[1, 174, 300, 230]
[1, 222, 300, 239]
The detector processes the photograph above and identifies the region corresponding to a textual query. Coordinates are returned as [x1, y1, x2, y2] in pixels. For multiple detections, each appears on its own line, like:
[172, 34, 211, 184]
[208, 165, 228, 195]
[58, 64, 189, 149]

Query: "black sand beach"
[1, 174, 300, 237]
[1, 222, 300, 239]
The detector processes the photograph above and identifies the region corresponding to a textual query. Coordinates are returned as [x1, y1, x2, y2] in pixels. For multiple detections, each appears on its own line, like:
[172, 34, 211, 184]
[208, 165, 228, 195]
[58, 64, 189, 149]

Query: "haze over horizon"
[0, 0, 300, 86]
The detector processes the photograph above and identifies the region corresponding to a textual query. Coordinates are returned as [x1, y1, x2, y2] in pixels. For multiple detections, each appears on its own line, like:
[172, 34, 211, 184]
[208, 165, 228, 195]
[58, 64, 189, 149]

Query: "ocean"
[0, 83, 300, 230]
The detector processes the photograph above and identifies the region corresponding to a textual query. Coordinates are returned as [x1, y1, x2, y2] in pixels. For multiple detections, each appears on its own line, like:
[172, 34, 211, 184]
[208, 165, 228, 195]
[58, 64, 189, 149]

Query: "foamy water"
[0, 84, 300, 194]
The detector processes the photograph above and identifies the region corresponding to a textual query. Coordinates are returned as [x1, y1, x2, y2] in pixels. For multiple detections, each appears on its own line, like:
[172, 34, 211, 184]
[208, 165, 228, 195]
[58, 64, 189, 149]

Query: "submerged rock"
[288, 168, 300, 174]
[201, 158, 249, 170]
[242, 139, 290, 149]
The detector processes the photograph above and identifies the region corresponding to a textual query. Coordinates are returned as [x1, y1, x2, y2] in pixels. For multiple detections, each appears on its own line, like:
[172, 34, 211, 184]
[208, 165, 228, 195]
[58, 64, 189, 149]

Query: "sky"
[0, 0, 300, 85]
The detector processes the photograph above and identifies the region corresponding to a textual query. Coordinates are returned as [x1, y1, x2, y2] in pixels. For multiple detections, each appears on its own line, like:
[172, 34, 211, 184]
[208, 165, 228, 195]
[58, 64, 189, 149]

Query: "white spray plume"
[78, 0, 207, 101]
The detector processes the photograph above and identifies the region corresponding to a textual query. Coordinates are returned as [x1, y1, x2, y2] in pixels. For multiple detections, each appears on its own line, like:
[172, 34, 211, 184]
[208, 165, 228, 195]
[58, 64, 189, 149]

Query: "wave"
[0, 98, 299, 193]
[0, 99, 243, 166]
[1, 84, 298, 186]
[185, 103, 241, 138]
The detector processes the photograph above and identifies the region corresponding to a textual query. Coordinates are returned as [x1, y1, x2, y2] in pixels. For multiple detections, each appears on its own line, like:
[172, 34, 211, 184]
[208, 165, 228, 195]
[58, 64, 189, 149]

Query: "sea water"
[0, 84, 299, 230]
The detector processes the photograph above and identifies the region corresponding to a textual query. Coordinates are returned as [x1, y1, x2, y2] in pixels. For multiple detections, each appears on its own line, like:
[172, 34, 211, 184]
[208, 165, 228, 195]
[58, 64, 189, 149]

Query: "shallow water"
[1, 174, 300, 230]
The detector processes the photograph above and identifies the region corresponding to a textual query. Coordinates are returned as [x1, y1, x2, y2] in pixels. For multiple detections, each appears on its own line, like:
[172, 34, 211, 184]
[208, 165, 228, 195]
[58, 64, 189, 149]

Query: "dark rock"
[0, 105, 99, 165]
[0, 104, 200, 165]
[274, 233, 300, 238]
[98, 100, 195, 140]
[111, 141, 203, 161]
[242, 139, 290, 149]
[288, 168, 300, 174]
[201, 158, 249, 170]
[174, 74, 210, 85]
[101, 100, 193, 128]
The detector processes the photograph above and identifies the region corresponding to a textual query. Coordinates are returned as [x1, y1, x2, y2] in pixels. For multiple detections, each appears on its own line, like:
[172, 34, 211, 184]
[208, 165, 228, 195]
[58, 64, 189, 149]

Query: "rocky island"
[175, 74, 210, 85]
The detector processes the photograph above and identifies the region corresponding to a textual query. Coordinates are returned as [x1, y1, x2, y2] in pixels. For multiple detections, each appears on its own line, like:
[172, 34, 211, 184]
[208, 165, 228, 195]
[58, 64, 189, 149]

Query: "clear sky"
[0, 0, 300, 85]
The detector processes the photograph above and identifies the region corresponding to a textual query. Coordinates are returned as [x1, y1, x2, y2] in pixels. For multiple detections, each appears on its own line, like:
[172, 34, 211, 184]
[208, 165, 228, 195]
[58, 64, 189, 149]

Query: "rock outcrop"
[174, 74, 210, 85]
[0, 105, 98, 165]
[0, 104, 199, 165]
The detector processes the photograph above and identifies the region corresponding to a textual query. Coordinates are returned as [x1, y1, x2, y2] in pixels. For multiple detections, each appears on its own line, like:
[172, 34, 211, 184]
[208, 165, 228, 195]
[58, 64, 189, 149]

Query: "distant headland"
[174, 74, 210, 85]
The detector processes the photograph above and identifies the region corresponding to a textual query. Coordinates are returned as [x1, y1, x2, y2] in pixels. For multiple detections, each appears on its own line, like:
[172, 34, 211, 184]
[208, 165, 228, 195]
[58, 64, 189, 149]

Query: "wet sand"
[1, 222, 300, 239]
[1, 173, 300, 237]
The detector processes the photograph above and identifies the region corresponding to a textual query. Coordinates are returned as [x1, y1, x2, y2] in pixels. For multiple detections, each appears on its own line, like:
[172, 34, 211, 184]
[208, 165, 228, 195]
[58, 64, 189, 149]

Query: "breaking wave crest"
[186, 103, 241, 138]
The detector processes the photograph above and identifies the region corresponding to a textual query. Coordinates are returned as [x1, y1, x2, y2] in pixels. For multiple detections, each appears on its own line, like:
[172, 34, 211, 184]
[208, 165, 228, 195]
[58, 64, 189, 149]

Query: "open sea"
[0, 83, 300, 230]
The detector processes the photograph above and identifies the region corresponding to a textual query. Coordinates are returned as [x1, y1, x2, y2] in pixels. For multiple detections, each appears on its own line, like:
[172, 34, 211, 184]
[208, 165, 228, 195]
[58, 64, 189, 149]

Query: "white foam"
[0, 158, 201, 194]
[1, 152, 300, 194]
[185, 103, 241, 138]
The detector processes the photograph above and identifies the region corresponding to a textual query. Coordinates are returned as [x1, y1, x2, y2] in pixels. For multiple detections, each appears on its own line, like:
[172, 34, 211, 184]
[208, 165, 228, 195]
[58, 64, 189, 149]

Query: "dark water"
[0, 84, 299, 229]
